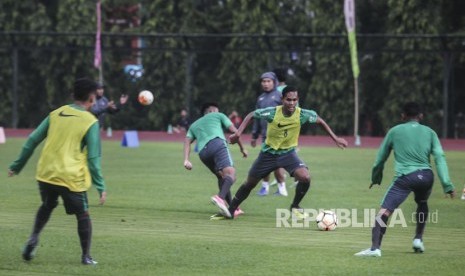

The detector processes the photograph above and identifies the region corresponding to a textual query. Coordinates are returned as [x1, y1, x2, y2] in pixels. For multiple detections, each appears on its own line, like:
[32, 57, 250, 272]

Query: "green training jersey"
[254, 106, 318, 154]
[372, 120, 454, 193]
[186, 112, 232, 151]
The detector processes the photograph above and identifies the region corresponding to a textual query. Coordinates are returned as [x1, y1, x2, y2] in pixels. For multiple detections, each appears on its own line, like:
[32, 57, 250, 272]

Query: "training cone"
[0, 127, 5, 144]
[106, 127, 112, 137]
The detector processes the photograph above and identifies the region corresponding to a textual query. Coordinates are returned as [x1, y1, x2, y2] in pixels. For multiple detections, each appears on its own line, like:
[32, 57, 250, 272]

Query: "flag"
[344, 0, 360, 78]
[94, 0, 102, 69]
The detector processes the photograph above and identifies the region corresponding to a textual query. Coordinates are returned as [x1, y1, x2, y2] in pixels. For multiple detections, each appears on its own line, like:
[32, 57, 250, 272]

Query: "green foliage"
[0, 0, 465, 137]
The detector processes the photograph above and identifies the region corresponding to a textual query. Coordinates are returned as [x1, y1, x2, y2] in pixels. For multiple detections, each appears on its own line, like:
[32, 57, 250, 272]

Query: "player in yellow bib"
[227, 86, 348, 219]
[8, 78, 106, 265]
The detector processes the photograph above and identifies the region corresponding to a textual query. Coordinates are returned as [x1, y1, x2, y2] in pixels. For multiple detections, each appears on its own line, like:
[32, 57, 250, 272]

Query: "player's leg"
[206, 139, 237, 218]
[366, 174, 411, 254]
[257, 174, 271, 196]
[411, 169, 434, 252]
[23, 181, 59, 261]
[62, 189, 97, 265]
[228, 152, 276, 217]
[273, 168, 288, 196]
[279, 151, 309, 210]
[354, 208, 389, 257]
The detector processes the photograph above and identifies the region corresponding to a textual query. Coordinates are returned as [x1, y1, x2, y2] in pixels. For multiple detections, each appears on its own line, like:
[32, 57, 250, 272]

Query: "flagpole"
[354, 77, 360, 146]
[94, 0, 103, 84]
[344, 0, 361, 146]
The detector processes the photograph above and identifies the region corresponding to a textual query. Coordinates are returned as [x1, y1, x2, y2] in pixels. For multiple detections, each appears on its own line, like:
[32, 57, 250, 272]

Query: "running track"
[3, 128, 465, 151]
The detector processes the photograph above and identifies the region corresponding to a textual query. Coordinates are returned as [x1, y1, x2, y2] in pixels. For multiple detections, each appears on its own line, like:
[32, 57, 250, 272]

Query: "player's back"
[389, 121, 435, 169]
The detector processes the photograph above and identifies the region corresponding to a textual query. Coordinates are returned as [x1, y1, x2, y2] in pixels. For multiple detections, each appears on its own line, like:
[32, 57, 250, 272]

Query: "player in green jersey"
[183, 102, 248, 219]
[355, 102, 456, 257]
[226, 86, 348, 219]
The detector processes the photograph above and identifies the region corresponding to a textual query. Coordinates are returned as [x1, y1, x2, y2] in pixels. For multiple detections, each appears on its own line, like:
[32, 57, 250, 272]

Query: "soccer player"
[355, 102, 456, 257]
[183, 102, 248, 219]
[8, 78, 106, 265]
[253, 72, 288, 196]
[226, 86, 348, 219]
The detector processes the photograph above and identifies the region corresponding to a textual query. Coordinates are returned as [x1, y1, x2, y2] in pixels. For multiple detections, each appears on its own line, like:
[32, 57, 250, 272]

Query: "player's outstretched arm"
[227, 125, 248, 158]
[183, 137, 193, 170]
[229, 111, 254, 144]
[316, 117, 348, 149]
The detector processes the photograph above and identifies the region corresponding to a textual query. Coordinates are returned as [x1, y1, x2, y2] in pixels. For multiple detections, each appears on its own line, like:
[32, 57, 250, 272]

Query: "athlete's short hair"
[403, 102, 422, 117]
[282, 86, 297, 98]
[201, 102, 219, 114]
[73, 78, 99, 101]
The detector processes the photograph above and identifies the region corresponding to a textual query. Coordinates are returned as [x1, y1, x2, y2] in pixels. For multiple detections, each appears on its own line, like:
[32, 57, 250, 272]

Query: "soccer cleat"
[257, 187, 269, 196]
[291, 207, 309, 220]
[82, 255, 98, 265]
[210, 195, 232, 218]
[210, 213, 226, 220]
[412, 239, 425, 253]
[234, 208, 245, 217]
[22, 237, 38, 261]
[461, 191, 465, 200]
[274, 183, 288, 196]
[354, 248, 382, 257]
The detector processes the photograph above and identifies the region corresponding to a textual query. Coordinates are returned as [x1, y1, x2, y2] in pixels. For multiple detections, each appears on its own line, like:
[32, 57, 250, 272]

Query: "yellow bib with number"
[265, 106, 301, 150]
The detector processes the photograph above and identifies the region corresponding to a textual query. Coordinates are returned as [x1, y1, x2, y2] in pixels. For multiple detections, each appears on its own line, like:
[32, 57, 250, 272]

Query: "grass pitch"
[1, 138, 464, 275]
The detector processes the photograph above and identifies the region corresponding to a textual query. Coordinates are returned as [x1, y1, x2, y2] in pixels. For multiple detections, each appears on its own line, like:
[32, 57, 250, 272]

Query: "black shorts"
[38, 181, 89, 215]
[381, 169, 434, 212]
[248, 150, 307, 179]
[198, 138, 233, 174]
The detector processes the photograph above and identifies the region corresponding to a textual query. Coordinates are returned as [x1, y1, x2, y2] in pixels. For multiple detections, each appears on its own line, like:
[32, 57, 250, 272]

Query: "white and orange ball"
[138, 90, 154, 106]
[316, 210, 338, 231]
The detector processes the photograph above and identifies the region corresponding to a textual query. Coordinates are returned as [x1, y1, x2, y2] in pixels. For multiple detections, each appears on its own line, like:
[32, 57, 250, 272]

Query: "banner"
[93, 0, 102, 69]
[344, 0, 360, 78]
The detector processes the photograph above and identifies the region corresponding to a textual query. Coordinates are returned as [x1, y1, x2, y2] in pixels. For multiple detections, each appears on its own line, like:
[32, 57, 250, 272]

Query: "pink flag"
[93, 1, 101, 68]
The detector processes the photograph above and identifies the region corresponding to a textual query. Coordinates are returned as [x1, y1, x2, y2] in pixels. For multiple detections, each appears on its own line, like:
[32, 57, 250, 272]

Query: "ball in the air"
[138, 90, 154, 106]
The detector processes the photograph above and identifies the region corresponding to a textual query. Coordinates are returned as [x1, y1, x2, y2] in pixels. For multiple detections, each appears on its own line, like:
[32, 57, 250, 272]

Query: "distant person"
[173, 109, 191, 134]
[228, 110, 243, 128]
[253, 71, 287, 196]
[90, 83, 129, 129]
[8, 78, 107, 265]
[355, 102, 455, 257]
[183, 103, 248, 219]
[226, 86, 348, 219]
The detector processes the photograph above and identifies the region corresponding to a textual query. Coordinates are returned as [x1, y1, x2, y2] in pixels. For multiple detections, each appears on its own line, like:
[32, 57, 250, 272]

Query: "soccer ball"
[316, 210, 338, 231]
[138, 90, 154, 106]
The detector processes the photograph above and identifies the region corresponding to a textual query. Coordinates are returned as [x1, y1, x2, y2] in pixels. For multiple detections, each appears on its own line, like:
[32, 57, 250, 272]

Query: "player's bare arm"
[183, 137, 193, 170]
[230, 111, 254, 144]
[316, 117, 348, 149]
[228, 124, 248, 157]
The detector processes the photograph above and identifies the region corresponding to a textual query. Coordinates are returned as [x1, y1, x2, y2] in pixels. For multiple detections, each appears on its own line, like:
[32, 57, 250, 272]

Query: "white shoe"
[354, 248, 382, 257]
[412, 239, 425, 253]
[210, 195, 231, 218]
[461, 193, 465, 200]
[276, 183, 288, 196]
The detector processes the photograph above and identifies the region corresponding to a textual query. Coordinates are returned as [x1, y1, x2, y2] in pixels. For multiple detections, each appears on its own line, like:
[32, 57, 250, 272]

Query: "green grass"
[1, 138, 464, 275]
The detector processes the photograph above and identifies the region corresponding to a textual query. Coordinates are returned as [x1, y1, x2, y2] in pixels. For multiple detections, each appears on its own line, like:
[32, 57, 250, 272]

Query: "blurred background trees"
[1, 0, 464, 138]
